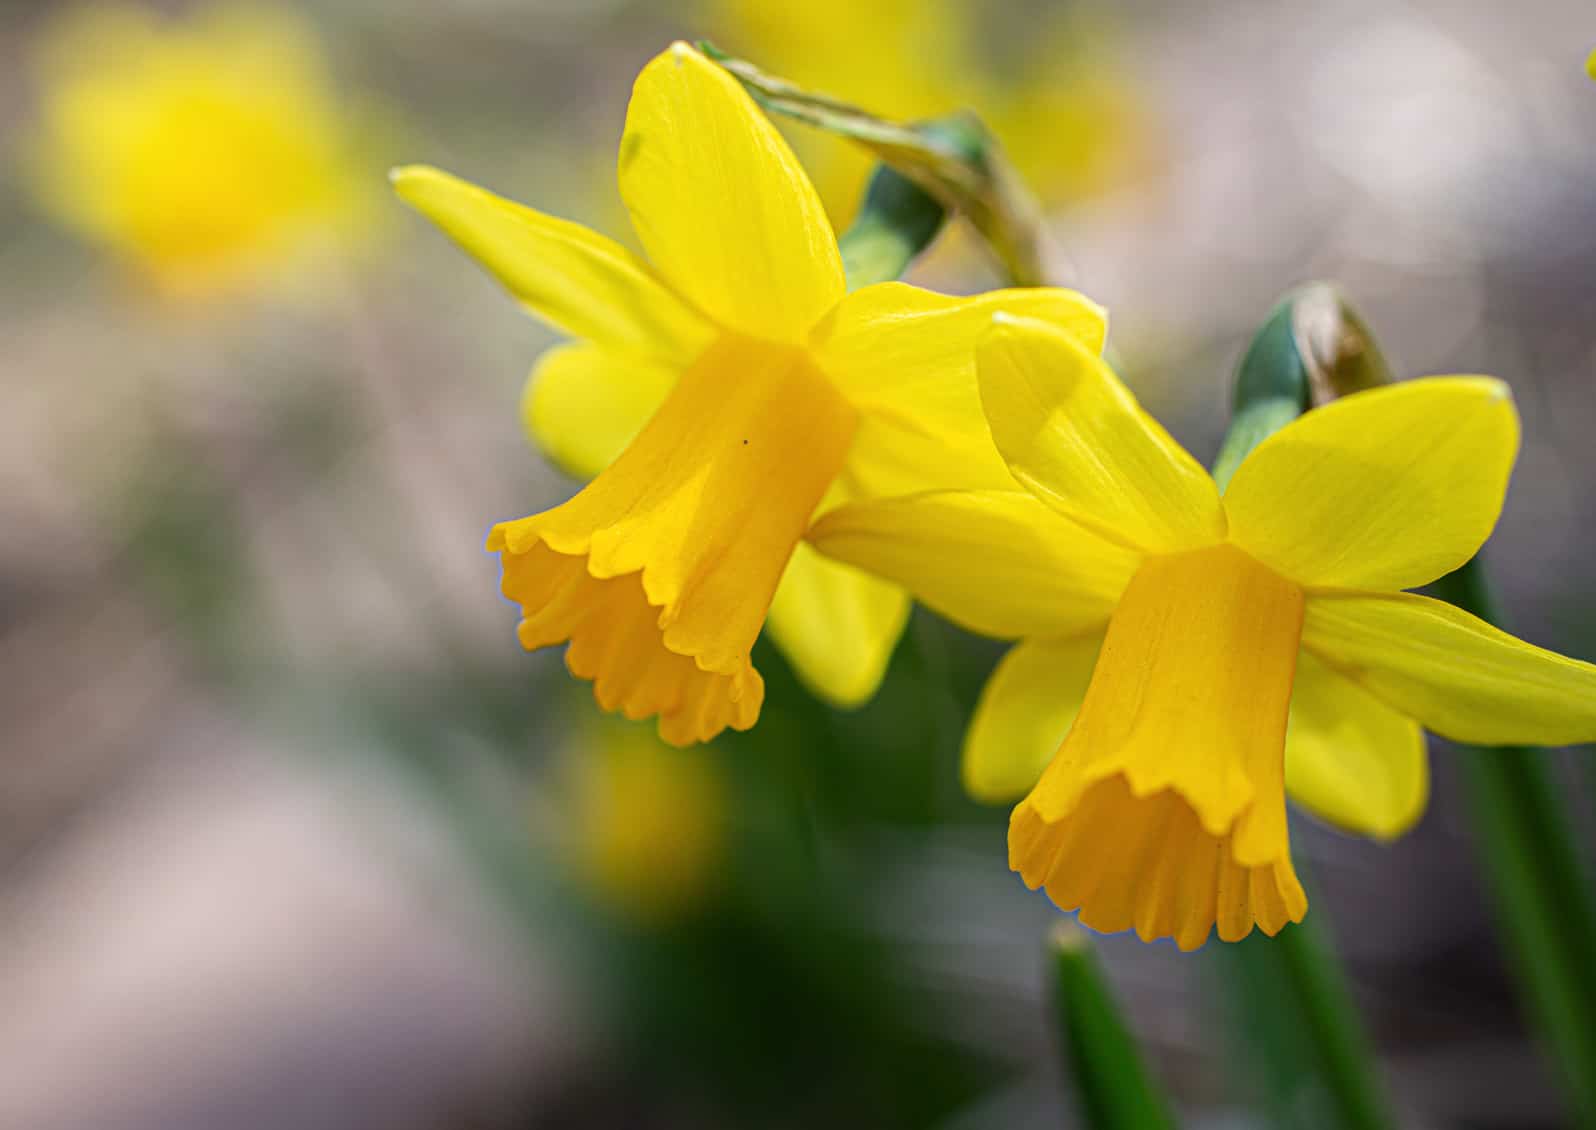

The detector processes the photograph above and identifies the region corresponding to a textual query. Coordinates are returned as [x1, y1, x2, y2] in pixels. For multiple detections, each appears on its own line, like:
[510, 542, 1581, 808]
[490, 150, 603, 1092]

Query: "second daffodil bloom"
[25, 2, 377, 299]
[393, 44, 1104, 745]
[810, 315, 1596, 950]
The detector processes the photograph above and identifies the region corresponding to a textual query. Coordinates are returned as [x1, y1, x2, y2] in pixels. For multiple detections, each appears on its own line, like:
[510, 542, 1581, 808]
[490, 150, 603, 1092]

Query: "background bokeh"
[2, 1, 1594, 1127]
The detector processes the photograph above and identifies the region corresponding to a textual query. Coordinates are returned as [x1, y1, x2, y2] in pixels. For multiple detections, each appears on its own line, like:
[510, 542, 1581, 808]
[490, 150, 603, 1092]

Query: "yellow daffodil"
[811, 314, 1596, 950]
[559, 715, 726, 922]
[706, 0, 1143, 218]
[25, 2, 377, 299]
[393, 44, 1104, 745]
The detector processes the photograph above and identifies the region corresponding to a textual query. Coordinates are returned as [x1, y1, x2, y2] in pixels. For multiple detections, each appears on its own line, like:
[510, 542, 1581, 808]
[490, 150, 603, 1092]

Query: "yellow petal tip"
[388, 164, 447, 201]
[986, 300, 1111, 358]
[981, 310, 1083, 355]
[1445, 374, 1512, 402]
[987, 309, 1046, 335]
[388, 164, 434, 188]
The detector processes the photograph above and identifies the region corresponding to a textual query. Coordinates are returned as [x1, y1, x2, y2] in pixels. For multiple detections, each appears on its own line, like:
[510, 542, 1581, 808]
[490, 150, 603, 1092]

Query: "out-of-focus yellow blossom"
[561, 716, 726, 922]
[393, 43, 1105, 745]
[707, 0, 1144, 218]
[1587, 47, 1595, 80]
[812, 315, 1596, 950]
[25, 2, 377, 299]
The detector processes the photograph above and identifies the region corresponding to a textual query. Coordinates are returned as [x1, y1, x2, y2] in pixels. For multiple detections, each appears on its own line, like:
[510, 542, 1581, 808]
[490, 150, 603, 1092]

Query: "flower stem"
[1218, 913, 1395, 1130]
[1428, 559, 1596, 1127]
[836, 162, 946, 290]
[1048, 924, 1175, 1130]
[1210, 305, 1308, 489]
[1213, 282, 1393, 491]
[705, 42, 1044, 285]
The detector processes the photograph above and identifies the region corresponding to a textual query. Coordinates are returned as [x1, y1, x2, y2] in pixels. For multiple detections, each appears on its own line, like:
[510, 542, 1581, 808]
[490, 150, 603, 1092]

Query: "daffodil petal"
[619, 43, 844, 343]
[1303, 590, 1596, 747]
[807, 490, 1138, 640]
[1284, 650, 1428, 840]
[765, 540, 911, 709]
[393, 165, 710, 360]
[977, 314, 1225, 554]
[1224, 378, 1519, 591]
[813, 282, 1107, 495]
[964, 634, 1103, 804]
[521, 343, 676, 480]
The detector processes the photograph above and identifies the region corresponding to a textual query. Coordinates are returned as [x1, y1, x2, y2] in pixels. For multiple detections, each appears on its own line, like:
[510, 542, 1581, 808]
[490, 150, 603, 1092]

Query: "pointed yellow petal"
[977, 314, 1225, 554]
[1285, 651, 1429, 840]
[808, 490, 1139, 640]
[1303, 591, 1596, 747]
[812, 283, 1107, 496]
[1010, 543, 1307, 950]
[1224, 378, 1518, 590]
[521, 344, 675, 480]
[764, 540, 911, 709]
[964, 634, 1103, 804]
[619, 43, 843, 343]
[392, 165, 710, 359]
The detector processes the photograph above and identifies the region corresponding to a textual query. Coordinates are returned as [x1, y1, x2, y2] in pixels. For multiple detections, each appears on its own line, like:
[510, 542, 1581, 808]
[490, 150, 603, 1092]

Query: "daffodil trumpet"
[395, 43, 1106, 744]
[810, 313, 1596, 949]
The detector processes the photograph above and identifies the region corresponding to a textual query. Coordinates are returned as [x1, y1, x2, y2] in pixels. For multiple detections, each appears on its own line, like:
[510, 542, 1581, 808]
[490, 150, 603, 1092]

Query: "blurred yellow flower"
[706, 0, 1145, 218]
[561, 716, 727, 922]
[394, 43, 1105, 745]
[812, 315, 1596, 950]
[25, 2, 377, 299]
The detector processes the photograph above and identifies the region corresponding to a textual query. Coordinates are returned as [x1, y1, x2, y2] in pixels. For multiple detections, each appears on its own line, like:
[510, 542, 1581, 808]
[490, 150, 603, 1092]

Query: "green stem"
[1218, 912, 1394, 1130]
[836, 163, 946, 290]
[1272, 921, 1389, 1129]
[705, 43, 1043, 286]
[1429, 560, 1596, 1127]
[1213, 283, 1392, 491]
[1209, 290, 1397, 1130]
[1049, 925, 1174, 1129]
[1211, 296, 1310, 490]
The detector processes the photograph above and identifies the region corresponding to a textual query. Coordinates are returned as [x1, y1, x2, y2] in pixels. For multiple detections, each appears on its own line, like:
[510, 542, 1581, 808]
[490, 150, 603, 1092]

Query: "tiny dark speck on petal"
[742, 439, 748, 445]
